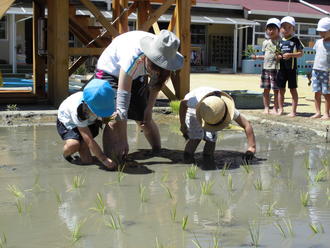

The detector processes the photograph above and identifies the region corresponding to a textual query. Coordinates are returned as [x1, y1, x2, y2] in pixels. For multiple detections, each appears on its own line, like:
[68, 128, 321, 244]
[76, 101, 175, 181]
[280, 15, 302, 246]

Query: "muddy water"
[0, 122, 330, 248]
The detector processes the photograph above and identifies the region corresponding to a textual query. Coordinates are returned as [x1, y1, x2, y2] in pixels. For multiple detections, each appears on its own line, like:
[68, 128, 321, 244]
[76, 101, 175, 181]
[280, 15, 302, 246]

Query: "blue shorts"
[56, 119, 99, 141]
[311, 69, 330, 94]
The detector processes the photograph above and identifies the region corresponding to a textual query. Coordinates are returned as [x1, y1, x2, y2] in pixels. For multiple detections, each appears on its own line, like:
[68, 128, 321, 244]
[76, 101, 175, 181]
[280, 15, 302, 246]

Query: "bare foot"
[263, 108, 270, 114]
[287, 112, 296, 117]
[276, 110, 284, 115]
[310, 113, 321, 119]
[321, 115, 330, 120]
[270, 109, 278, 115]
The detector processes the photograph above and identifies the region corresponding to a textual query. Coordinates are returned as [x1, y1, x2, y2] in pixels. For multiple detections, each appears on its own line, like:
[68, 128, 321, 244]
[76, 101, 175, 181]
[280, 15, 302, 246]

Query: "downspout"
[10, 14, 17, 74]
[298, 0, 330, 16]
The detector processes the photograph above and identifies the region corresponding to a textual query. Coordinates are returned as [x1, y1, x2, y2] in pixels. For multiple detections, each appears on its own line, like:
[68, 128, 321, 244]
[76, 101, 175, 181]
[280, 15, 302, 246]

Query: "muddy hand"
[242, 151, 254, 161]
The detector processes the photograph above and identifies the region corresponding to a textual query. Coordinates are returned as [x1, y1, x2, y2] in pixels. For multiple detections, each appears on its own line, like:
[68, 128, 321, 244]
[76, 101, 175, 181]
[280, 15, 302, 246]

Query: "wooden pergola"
[1, 0, 193, 106]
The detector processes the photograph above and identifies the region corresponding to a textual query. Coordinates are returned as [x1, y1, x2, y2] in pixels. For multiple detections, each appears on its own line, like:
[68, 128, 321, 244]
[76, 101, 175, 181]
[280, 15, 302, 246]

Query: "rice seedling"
[272, 161, 282, 174]
[241, 163, 252, 174]
[314, 168, 327, 182]
[71, 218, 86, 243]
[7, 184, 24, 198]
[264, 201, 277, 216]
[6, 104, 18, 111]
[309, 222, 324, 234]
[104, 212, 122, 231]
[68, 175, 85, 191]
[200, 180, 214, 195]
[170, 205, 177, 222]
[192, 233, 202, 248]
[321, 157, 329, 168]
[186, 165, 198, 179]
[0, 233, 7, 248]
[220, 162, 230, 176]
[248, 220, 260, 247]
[15, 199, 23, 215]
[243, 45, 257, 58]
[155, 237, 169, 248]
[274, 218, 294, 238]
[300, 191, 310, 207]
[304, 157, 311, 170]
[26, 174, 46, 192]
[89, 193, 106, 215]
[253, 178, 263, 191]
[182, 215, 188, 230]
[161, 171, 169, 183]
[227, 174, 233, 191]
[327, 188, 330, 201]
[215, 201, 228, 223]
[139, 184, 147, 203]
[117, 165, 126, 184]
[53, 190, 63, 205]
[161, 183, 174, 200]
[169, 100, 180, 115]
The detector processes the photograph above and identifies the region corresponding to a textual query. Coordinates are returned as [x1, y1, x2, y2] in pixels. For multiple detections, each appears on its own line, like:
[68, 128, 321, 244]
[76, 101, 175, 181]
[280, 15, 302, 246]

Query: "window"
[0, 16, 7, 40]
[191, 25, 206, 44]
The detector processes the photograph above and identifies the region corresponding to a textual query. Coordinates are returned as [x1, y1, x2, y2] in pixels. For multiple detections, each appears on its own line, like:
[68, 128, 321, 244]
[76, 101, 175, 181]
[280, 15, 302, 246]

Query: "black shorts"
[276, 69, 298, 89]
[56, 119, 99, 141]
[95, 70, 149, 121]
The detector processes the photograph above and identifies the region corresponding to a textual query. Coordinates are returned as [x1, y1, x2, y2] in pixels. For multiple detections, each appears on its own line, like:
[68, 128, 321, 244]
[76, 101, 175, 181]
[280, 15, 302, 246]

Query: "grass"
[220, 162, 230, 176]
[139, 184, 147, 203]
[248, 220, 260, 247]
[71, 218, 86, 243]
[89, 193, 106, 215]
[105, 212, 122, 231]
[300, 191, 310, 207]
[253, 178, 263, 191]
[182, 215, 188, 230]
[314, 168, 327, 182]
[227, 174, 233, 192]
[200, 181, 214, 195]
[169, 100, 180, 115]
[161, 183, 174, 200]
[186, 165, 198, 179]
[0, 233, 7, 248]
[6, 104, 18, 111]
[274, 218, 294, 238]
[7, 184, 24, 198]
[309, 222, 324, 234]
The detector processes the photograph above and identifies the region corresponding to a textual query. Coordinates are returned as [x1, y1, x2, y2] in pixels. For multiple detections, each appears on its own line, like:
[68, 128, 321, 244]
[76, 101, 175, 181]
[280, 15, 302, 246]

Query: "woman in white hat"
[179, 87, 256, 162]
[95, 30, 183, 159]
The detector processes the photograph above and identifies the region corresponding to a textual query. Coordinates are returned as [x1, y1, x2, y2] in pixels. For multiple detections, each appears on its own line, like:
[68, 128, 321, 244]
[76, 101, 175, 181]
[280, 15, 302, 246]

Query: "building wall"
[0, 16, 9, 63]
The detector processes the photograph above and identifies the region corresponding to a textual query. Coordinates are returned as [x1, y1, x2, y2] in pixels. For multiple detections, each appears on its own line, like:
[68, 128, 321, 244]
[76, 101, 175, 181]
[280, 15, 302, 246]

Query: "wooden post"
[175, 0, 191, 99]
[32, 1, 46, 97]
[118, 0, 128, 33]
[47, 0, 69, 106]
[136, 1, 149, 30]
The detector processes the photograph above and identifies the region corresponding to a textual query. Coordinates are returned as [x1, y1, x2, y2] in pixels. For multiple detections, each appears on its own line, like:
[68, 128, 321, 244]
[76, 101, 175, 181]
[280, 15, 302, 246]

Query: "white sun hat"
[266, 18, 281, 29]
[196, 91, 235, 132]
[317, 17, 330, 32]
[140, 30, 184, 71]
[281, 16, 296, 27]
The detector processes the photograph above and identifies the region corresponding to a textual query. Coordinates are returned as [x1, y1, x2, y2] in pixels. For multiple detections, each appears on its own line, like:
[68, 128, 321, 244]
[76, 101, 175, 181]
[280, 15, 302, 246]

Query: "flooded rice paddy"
[0, 120, 330, 248]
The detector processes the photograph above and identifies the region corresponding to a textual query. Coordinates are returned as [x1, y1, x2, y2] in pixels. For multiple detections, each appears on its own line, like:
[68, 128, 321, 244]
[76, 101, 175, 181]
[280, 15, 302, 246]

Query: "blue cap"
[83, 79, 115, 117]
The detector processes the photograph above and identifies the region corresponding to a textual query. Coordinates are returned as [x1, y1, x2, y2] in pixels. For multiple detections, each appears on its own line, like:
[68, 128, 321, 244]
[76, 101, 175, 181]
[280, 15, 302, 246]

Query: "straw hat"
[196, 91, 235, 132]
[140, 30, 184, 71]
[83, 79, 115, 117]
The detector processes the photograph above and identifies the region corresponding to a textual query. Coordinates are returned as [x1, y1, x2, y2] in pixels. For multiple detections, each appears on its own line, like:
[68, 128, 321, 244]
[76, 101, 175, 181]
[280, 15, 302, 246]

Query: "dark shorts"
[95, 70, 149, 121]
[56, 119, 99, 141]
[260, 69, 279, 90]
[276, 69, 298, 89]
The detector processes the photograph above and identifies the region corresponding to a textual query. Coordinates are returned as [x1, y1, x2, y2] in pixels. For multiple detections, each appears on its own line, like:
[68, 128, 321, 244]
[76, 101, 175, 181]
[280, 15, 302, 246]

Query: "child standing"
[252, 18, 281, 114]
[179, 87, 256, 162]
[277, 16, 304, 117]
[57, 79, 116, 170]
[310, 17, 330, 120]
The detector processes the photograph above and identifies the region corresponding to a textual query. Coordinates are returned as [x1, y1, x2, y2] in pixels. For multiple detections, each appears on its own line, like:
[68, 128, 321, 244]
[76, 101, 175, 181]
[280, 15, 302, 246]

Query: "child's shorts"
[185, 112, 217, 142]
[260, 69, 279, 90]
[57, 119, 99, 141]
[276, 69, 297, 89]
[311, 69, 330, 94]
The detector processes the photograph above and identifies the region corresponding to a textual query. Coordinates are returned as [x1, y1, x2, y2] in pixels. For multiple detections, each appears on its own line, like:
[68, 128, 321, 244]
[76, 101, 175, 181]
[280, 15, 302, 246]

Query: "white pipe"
[299, 0, 330, 15]
[233, 24, 238, 73]
[10, 14, 17, 74]
[238, 27, 243, 68]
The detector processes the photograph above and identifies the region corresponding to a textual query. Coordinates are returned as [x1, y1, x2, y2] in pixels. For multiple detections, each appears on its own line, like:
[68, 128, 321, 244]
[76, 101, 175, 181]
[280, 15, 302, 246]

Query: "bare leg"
[277, 88, 286, 115]
[138, 119, 161, 152]
[310, 92, 321, 118]
[287, 88, 298, 117]
[271, 89, 279, 114]
[79, 141, 93, 163]
[63, 139, 80, 157]
[321, 94, 330, 120]
[262, 89, 270, 114]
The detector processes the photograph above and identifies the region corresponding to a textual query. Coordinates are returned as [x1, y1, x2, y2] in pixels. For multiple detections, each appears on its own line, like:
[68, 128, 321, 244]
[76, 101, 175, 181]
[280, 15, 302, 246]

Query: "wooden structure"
[0, 0, 193, 105]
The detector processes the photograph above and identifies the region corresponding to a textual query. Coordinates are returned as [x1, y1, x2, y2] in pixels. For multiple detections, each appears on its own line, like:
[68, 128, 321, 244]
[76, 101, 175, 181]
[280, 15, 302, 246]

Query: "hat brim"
[196, 91, 235, 132]
[316, 27, 328, 32]
[140, 36, 184, 71]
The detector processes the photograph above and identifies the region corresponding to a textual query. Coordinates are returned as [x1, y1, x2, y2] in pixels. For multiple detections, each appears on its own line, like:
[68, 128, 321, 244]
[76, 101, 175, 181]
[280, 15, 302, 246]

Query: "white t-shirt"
[313, 39, 330, 72]
[184, 87, 240, 119]
[58, 92, 97, 129]
[97, 31, 154, 79]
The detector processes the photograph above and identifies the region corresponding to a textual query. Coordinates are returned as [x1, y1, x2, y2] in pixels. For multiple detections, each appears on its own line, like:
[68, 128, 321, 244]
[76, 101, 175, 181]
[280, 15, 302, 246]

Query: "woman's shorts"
[311, 69, 330, 94]
[185, 112, 217, 142]
[95, 70, 149, 121]
[56, 119, 99, 141]
[260, 69, 279, 90]
[276, 69, 298, 89]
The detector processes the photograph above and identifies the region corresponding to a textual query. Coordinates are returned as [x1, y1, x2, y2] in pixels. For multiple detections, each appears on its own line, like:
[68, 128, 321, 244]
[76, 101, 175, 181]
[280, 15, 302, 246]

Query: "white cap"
[317, 17, 330, 32]
[281, 16, 295, 27]
[266, 18, 281, 29]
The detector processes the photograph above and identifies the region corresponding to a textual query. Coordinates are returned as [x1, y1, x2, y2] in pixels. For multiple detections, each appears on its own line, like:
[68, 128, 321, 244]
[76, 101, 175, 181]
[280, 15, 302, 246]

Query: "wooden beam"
[118, 0, 128, 33]
[140, 0, 175, 31]
[136, 1, 149, 30]
[79, 0, 119, 37]
[69, 47, 104, 56]
[130, 0, 196, 4]
[167, 5, 177, 32]
[33, 1, 46, 97]
[47, 0, 69, 106]
[161, 84, 177, 101]
[0, 0, 15, 19]
[175, 0, 191, 99]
